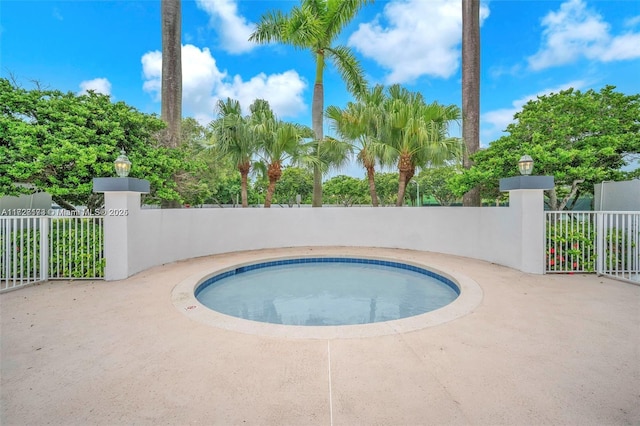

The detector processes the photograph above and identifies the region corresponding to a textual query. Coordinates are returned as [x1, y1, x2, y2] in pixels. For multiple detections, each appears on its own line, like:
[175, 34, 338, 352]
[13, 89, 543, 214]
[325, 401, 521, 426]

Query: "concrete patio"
[1, 247, 639, 425]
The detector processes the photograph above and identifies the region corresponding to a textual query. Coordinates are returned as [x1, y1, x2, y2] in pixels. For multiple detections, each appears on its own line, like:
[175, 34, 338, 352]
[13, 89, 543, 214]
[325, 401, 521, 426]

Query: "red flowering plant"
[546, 219, 596, 272]
[546, 217, 638, 273]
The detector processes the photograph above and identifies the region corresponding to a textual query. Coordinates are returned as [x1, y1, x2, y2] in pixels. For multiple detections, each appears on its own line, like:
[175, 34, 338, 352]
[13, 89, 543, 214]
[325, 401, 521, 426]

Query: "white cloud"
[141, 44, 307, 125]
[599, 33, 640, 61]
[141, 51, 163, 99]
[481, 80, 588, 143]
[528, 0, 640, 70]
[217, 71, 307, 119]
[624, 15, 640, 27]
[78, 78, 112, 96]
[348, 0, 489, 84]
[195, 0, 255, 54]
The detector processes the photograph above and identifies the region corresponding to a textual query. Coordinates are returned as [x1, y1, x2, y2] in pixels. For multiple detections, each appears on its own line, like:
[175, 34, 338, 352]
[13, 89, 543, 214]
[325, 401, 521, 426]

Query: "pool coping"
[171, 251, 484, 339]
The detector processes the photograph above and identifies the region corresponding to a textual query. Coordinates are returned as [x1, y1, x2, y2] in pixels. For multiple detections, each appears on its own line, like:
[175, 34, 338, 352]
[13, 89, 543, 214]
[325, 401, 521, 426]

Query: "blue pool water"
[195, 258, 459, 326]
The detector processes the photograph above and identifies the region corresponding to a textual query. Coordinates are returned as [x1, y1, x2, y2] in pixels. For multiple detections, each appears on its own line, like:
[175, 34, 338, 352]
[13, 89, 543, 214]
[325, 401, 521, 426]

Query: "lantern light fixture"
[518, 155, 534, 176]
[114, 149, 131, 178]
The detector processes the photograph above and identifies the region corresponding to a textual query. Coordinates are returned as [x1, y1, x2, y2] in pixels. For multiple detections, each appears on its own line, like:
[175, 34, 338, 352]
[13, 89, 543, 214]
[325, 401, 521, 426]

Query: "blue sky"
[2, 0, 639, 176]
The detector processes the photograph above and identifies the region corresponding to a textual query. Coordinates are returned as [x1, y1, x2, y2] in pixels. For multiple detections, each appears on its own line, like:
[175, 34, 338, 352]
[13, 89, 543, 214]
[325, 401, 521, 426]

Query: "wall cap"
[499, 176, 554, 191]
[93, 177, 150, 193]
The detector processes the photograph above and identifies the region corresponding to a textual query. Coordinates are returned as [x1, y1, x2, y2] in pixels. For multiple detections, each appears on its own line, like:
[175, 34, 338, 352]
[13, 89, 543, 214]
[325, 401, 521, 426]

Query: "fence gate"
[1, 215, 105, 293]
[546, 211, 640, 284]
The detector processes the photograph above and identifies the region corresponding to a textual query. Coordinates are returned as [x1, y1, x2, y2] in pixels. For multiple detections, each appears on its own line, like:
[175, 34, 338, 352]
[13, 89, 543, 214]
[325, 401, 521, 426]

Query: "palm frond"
[305, 0, 328, 23]
[315, 136, 353, 173]
[325, 45, 368, 98]
[249, 10, 289, 44]
[325, 0, 374, 41]
[285, 5, 324, 48]
[211, 99, 254, 164]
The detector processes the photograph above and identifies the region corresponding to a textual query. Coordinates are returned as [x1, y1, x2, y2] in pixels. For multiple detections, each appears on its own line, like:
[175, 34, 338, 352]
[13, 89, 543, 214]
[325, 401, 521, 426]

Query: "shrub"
[546, 216, 637, 273]
[1, 218, 105, 280]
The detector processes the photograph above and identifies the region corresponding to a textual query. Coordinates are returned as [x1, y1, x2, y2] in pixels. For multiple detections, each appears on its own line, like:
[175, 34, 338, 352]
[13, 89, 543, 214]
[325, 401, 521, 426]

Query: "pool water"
[195, 258, 459, 326]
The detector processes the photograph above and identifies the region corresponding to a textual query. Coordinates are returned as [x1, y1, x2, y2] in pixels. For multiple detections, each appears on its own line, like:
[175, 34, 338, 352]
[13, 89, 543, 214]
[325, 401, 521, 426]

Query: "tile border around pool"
[195, 257, 460, 298]
[172, 250, 484, 340]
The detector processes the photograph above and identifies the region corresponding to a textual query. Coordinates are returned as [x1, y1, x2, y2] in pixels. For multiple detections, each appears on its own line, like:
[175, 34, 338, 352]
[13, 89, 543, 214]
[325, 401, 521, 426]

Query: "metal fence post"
[596, 212, 604, 275]
[39, 217, 49, 282]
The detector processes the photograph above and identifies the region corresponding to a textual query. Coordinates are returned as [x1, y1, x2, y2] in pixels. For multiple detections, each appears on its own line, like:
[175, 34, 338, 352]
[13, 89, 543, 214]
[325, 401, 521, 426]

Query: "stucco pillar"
[500, 176, 554, 274]
[93, 178, 149, 281]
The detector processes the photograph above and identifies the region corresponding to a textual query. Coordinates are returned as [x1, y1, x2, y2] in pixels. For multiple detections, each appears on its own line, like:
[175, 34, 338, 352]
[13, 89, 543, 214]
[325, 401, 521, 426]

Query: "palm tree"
[462, 0, 481, 206]
[326, 85, 389, 206]
[250, 100, 315, 208]
[249, 0, 372, 207]
[212, 98, 254, 208]
[311, 136, 353, 185]
[381, 85, 461, 206]
[161, 0, 182, 148]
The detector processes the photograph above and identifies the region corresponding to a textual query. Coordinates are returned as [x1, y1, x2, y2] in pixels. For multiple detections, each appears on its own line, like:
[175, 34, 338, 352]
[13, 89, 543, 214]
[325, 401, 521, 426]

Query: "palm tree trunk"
[312, 53, 325, 207]
[396, 154, 412, 206]
[462, 0, 481, 207]
[264, 179, 276, 208]
[264, 162, 282, 208]
[239, 162, 250, 208]
[366, 165, 379, 207]
[405, 167, 416, 206]
[405, 168, 415, 186]
[161, 0, 182, 148]
[160, 0, 182, 209]
[397, 174, 408, 207]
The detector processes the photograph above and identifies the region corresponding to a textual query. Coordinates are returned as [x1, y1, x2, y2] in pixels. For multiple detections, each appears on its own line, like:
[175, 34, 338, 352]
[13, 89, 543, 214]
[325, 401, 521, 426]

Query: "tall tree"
[161, 0, 182, 148]
[312, 136, 353, 182]
[461, 0, 481, 206]
[274, 167, 314, 206]
[454, 86, 640, 210]
[323, 175, 367, 206]
[374, 172, 400, 207]
[327, 85, 389, 206]
[211, 98, 255, 208]
[250, 100, 315, 208]
[417, 165, 462, 206]
[381, 85, 461, 206]
[174, 117, 215, 206]
[0, 79, 191, 209]
[250, 0, 372, 207]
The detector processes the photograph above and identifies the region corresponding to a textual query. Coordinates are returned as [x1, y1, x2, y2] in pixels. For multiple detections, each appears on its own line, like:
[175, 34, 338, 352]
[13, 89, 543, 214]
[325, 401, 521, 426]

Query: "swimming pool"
[172, 250, 484, 339]
[195, 257, 460, 326]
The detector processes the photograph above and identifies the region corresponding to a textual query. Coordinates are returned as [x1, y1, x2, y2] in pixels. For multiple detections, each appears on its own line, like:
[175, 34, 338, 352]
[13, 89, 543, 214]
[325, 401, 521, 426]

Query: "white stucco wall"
[102, 191, 545, 280]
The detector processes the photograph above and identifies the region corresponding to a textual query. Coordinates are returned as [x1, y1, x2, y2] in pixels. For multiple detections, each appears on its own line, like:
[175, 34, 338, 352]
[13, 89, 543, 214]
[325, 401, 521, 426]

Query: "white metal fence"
[1, 216, 104, 292]
[546, 211, 640, 283]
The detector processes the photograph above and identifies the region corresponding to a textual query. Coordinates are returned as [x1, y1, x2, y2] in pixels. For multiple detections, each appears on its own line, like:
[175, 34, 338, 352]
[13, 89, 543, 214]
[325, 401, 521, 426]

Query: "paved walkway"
[1, 247, 639, 425]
